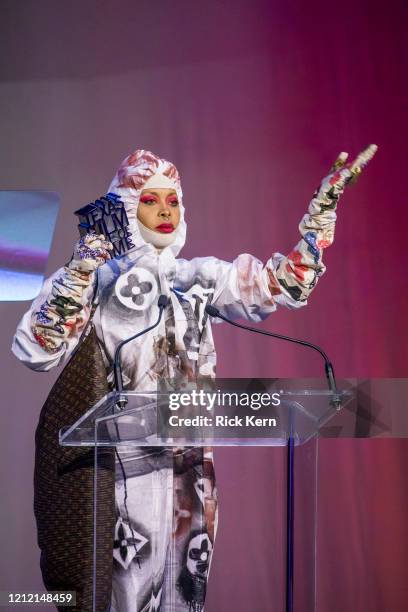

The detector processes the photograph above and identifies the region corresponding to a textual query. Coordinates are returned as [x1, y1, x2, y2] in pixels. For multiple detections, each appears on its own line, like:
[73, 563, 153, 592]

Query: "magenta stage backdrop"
[0, 1, 407, 610]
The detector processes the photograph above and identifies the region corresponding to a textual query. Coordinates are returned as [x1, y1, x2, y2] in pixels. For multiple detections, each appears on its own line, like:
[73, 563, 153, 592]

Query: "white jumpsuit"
[11, 149, 350, 611]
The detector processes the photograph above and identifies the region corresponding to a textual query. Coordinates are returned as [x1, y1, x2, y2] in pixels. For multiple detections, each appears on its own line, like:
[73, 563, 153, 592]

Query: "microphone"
[205, 304, 341, 407]
[113, 294, 169, 408]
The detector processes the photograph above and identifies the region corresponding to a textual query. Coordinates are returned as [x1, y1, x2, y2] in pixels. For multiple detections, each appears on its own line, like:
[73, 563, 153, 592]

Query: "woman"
[12, 146, 376, 611]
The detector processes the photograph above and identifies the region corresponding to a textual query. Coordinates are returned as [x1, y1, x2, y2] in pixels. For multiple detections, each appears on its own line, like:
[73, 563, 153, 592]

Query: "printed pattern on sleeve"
[266, 166, 353, 303]
[31, 267, 94, 353]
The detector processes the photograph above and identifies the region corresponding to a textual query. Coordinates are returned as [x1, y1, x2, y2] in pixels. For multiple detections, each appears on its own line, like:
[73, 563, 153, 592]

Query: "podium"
[59, 380, 359, 612]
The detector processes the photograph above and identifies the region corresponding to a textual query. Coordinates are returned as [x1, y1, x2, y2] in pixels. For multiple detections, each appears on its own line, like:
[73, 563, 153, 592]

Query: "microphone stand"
[113, 294, 169, 409]
[205, 303, 341, 612]
[104, 294, 169, 606]
[205, 304, 341, 406]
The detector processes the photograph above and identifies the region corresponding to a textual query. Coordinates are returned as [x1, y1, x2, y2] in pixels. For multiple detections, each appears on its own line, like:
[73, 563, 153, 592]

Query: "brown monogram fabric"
[33, 324, 115, 612]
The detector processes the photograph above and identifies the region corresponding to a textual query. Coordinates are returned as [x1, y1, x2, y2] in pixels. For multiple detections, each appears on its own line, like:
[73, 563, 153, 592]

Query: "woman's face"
[137, 188, 181, 234]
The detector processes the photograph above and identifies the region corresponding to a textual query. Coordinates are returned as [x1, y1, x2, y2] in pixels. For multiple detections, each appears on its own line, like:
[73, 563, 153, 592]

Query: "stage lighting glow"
[0, 191, 60, 301]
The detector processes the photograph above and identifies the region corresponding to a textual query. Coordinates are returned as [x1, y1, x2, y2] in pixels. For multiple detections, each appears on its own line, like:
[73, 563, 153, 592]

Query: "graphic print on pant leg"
[172, 448, 218, 612]
[113, 516, 149, 570]
[177, 531, 213, 612]
[111, 455, 174, 612]
[110, 447, 217, 611]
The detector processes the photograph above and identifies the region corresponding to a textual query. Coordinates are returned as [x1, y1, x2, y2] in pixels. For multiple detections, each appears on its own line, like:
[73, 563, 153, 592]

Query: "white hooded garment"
[11, 148, 346, 612]
[12, 148, 343, 392]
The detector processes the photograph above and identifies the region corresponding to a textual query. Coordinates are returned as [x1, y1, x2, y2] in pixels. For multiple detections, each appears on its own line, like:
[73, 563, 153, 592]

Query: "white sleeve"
[11, 266, 97, 372]
[210, 166, 348, 322]
[210, 253, 306, 324]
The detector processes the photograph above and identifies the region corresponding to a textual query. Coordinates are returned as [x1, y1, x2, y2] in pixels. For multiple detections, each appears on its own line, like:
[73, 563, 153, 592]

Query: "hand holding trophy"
[68, 232, 114, 273]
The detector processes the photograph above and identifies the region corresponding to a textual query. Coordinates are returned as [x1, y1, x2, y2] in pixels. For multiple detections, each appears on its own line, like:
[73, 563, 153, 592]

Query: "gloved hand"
[315, 144, 378, 209]
[272, 144, 378, 303]
[68, 232, 114, 273]
[300, 144, 379, 249]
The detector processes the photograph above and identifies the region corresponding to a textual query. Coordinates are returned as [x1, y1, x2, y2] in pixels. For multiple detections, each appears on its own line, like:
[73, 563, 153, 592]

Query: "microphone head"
[205, 304, 220, 318]
[158, 294, 169, 308]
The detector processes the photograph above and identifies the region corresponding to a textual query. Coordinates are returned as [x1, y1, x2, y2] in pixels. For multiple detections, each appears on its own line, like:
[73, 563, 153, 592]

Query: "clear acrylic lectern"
[60, 380, 355, 612]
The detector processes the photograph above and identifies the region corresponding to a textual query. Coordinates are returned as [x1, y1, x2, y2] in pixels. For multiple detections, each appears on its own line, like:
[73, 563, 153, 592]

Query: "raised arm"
[11, 233, 112, 371]
[210, 145, 377, 322]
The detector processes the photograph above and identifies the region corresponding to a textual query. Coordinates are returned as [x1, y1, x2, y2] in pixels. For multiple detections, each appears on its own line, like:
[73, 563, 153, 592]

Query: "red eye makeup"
[139, 194, 158, 204]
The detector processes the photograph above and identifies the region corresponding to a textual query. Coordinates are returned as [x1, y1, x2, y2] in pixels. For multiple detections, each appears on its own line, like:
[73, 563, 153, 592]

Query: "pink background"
[0, 0, 407, 609]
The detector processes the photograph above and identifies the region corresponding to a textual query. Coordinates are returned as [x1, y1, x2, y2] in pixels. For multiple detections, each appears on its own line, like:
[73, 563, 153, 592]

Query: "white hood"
[106, 149, 187, 259]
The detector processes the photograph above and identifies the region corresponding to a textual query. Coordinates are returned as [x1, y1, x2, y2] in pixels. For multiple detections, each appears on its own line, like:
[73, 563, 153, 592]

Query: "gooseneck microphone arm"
[113, 294, 169, 395]
[205, 303, 340, 402]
